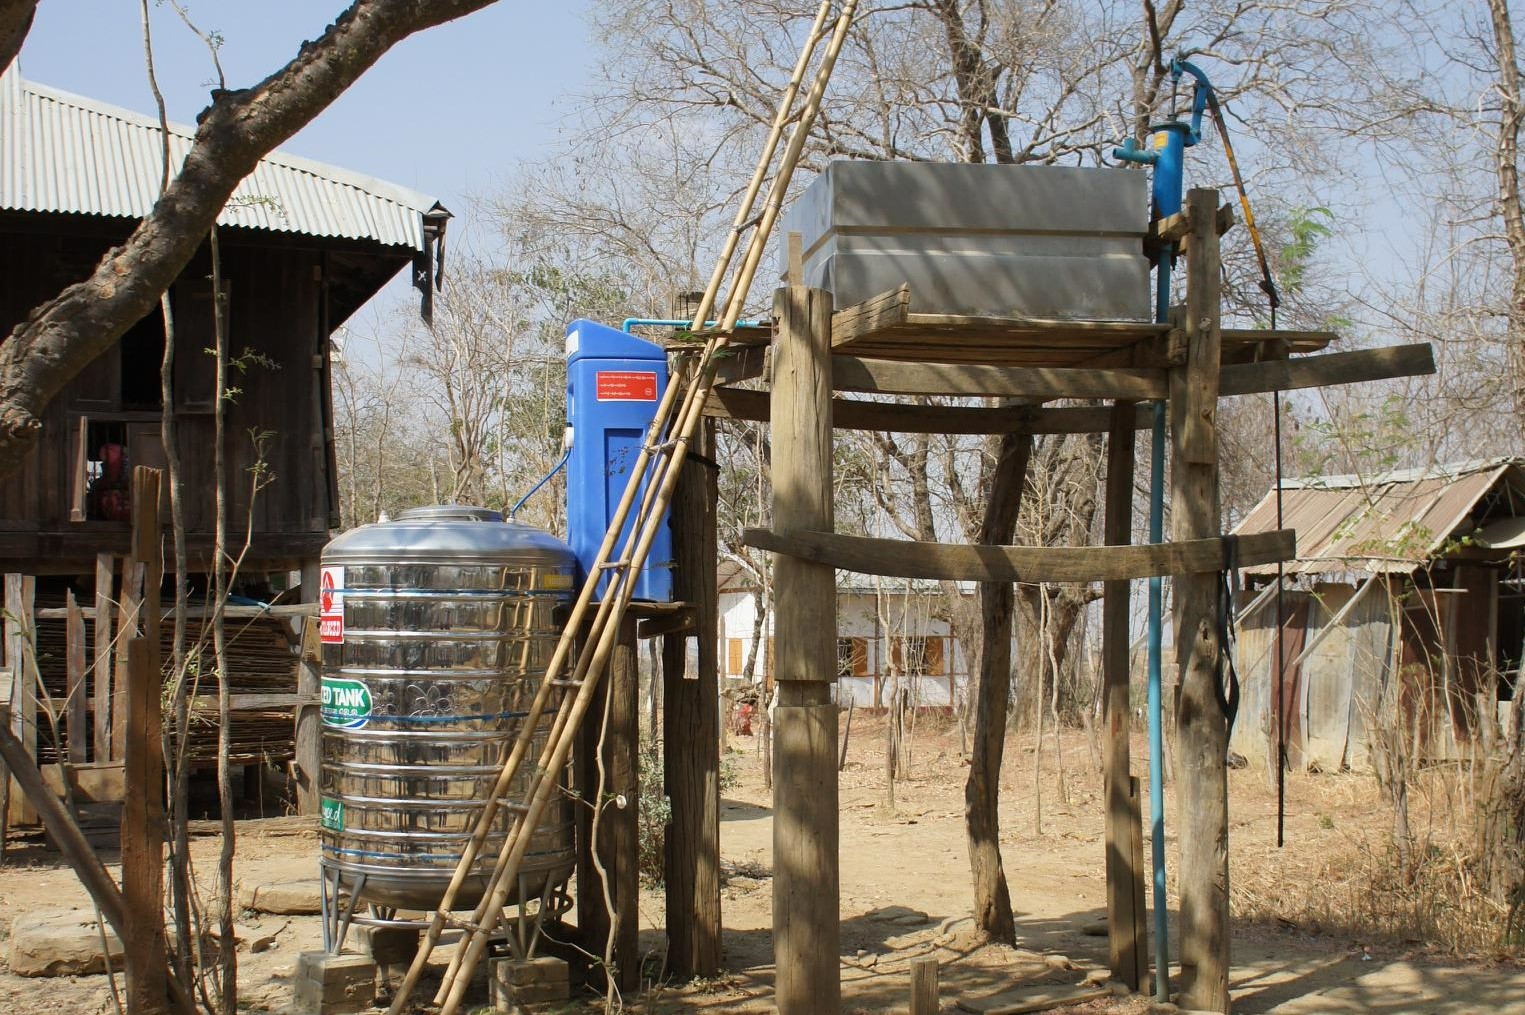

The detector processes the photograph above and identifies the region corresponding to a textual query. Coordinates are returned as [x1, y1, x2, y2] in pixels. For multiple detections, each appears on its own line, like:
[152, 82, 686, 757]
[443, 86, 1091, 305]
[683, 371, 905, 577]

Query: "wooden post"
[111, 562, 144, 761]
[121, 635, 169, 1015]
[5, 574, 37, 825]
[132, 467, 163, 720]
[66, 592, 87, 764]
[664, 421, 723, 979]
[1102, 401, 1147, 989]
[576, 614, 640, 992]
[294, 560, 322, 815]
[770, 284, 838, 1015]
[910, 957, 939, 1015]
[1170, 188, 1230, 1013]
[92, 554, 113, 762]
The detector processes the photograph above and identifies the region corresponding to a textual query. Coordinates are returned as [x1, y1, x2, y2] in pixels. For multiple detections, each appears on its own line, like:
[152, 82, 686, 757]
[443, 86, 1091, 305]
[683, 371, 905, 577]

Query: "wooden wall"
[0, 216, 388, 573]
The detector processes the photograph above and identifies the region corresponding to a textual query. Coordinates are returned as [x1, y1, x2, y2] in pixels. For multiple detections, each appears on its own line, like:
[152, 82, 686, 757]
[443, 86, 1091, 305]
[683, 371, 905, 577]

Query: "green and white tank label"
[320, 677, 372, 729]
[319, 798, 345, 832]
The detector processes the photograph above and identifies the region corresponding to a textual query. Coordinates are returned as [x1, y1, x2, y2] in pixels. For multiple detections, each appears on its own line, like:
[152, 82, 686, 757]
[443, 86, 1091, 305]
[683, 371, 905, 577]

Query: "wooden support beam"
[4, 573, 36, 825]
[742, 527, 1294, 584]
[576, 614, 640, 992]
[704, 386, 1154, 436]
[770, 285, 839, 1015]
[640, 608, 695, 641]
[122, 636, 169, 1014]
[1219, 343, 1434, 397]
[830, 356, 1167, 400]
[1172, 188, 1231, 1012]
[1101, 402, 1147, 990]
[711, 343, 769, 386]
[664, 428, 722, 979]
[910, 957, 939, 1015]
[92, 554, 113, 762]
[294, 561, 322, 815]
[65, 592, 87, 764]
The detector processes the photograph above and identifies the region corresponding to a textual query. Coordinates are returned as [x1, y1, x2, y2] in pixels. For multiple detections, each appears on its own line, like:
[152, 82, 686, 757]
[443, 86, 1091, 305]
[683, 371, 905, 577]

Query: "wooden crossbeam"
[703, 387, 1152, 435]
[1220, 343, 1434, 396]
[831, 357, 1168, 399]
[742, 527, 1296, 583]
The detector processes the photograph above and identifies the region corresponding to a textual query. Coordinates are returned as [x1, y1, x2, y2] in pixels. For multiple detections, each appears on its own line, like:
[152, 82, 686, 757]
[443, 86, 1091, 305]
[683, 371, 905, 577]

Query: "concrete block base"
[294, 950, 377, 1015]
[489, 956, 571, 1013]
[352, 925, 420, 998]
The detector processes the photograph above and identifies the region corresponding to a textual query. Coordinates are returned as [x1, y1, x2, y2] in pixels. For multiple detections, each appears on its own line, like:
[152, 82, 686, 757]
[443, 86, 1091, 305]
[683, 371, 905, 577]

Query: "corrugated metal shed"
[0, 64, 438, 250]
[1234, 458, 1525, 575]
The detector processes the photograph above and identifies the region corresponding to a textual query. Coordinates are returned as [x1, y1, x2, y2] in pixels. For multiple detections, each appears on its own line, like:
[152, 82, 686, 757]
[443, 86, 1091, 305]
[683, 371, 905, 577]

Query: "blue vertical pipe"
[1147, 118, 1189, 1003]
[1118, 114, 1192, 1002]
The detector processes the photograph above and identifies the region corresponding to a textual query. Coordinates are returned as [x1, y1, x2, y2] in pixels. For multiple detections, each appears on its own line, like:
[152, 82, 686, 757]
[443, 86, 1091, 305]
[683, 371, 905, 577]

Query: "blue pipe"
[509, 447, 570, 520]
[1113, 57, 1214, 1002]
[620, 317, 763, 333]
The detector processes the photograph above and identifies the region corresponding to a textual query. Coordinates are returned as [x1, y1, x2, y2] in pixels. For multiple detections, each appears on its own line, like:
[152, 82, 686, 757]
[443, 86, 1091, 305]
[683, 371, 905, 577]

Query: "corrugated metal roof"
[0, 64, 438, 250]
[1234, 458, 1525, 575]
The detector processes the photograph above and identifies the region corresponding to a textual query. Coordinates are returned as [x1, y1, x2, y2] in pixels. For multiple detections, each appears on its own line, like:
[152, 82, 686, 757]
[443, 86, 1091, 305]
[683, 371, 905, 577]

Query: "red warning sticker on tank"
[595, 370, 658, 402]
[319, 565, 345, 644]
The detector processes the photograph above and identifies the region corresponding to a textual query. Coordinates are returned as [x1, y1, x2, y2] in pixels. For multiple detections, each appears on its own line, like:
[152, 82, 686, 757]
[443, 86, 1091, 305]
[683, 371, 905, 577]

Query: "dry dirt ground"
[0, 719, 1522, 1014]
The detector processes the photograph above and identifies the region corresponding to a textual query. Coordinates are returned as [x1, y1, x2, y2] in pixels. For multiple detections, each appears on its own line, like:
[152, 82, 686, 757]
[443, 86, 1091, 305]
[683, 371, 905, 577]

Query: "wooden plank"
[1219, 343, 1434, 397]
[69, 415, 88, 523]
[704, 387, 1154, 436]
[956, 984, 1108, 1014]
[5, 574, 37, 825]
[742, 527, 1295, 584]
[1172, 188, 1231, 1013]
[711, 343, 769, 386]
[830, 356, 1167, 400]
[111, 562, 144, 761]
[121, 636, 169, 1015]
[190, 692, 311, 712]
[830, 284, 912, 345]
[910, 957, 940, 1015]
[93, 554, 113, 762]
[39, 762, 126, 804]
[1101, 402, 1145, 989]
[770, 285, 839, 1014]
[66, 591, 87, 763]
[664, 429, 722, 978]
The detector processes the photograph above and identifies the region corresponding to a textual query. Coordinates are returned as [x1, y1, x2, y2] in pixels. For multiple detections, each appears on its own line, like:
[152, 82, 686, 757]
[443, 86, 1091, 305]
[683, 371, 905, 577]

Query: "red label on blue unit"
[595, 370, 658, 401]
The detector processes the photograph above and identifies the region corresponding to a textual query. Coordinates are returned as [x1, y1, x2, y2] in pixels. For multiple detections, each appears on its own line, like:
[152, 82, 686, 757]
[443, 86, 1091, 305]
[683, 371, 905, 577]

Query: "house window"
[891, 635, 946, 676]
[119, 305, 167, 410]
[727, 638, 743, 676]
[836, 637, 868, 678]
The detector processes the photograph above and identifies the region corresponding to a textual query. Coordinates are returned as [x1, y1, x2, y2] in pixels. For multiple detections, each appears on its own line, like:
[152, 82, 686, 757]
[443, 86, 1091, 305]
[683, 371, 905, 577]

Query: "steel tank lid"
[323, 505, 576, 564]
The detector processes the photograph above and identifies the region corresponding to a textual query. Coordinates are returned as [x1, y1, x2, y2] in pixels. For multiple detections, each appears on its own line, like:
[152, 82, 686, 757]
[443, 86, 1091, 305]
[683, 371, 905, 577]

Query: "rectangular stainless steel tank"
[779, 161, 1150, 321]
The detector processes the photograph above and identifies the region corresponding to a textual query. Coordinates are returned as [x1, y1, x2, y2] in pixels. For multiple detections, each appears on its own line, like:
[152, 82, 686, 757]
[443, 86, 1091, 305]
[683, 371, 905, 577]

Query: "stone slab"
[7, 909, 125, 977]
[240, 879, 329, 916]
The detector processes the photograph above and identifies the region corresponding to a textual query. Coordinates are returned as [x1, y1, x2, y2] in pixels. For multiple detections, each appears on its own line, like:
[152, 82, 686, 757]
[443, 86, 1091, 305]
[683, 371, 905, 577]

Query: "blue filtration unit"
[565, 318, 673, 602]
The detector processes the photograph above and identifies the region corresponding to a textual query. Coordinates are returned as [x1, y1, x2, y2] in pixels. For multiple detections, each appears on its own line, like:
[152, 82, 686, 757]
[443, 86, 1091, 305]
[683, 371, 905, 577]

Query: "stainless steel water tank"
[317, 506, 578, 910]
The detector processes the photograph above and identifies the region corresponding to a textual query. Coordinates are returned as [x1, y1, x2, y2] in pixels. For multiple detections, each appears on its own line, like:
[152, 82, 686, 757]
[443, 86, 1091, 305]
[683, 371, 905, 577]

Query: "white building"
[717, 563, 972, 708]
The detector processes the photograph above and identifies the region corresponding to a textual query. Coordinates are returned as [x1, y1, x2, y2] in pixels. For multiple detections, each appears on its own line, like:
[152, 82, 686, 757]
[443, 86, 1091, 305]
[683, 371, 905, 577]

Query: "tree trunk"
[0, 1, 36, 76]
[1487, 0, 1525, 437]
[964, 430, 1032, 944]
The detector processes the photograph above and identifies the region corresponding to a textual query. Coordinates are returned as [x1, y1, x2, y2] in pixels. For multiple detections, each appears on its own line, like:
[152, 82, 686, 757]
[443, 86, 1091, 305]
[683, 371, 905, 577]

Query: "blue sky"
[18, 2, 590, 233]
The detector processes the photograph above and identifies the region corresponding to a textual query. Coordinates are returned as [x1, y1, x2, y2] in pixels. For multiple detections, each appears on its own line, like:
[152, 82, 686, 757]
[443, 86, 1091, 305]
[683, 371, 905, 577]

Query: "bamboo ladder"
[385, 4, 861, 1012]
